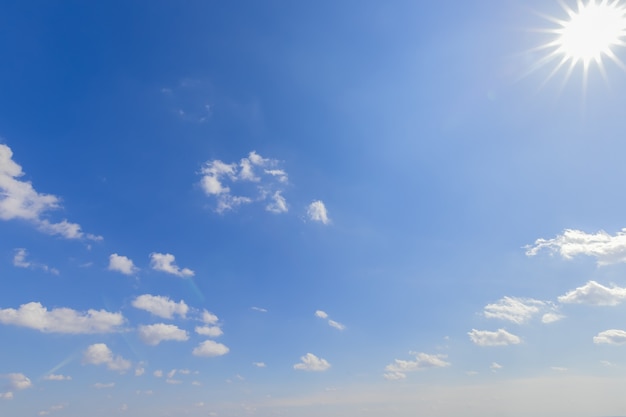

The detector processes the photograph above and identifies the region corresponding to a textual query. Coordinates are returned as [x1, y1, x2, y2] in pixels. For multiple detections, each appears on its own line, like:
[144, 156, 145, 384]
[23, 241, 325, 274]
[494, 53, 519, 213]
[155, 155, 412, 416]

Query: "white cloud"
[201, 310, 219, 324]
[153, 370, 163, 378]
[2, 373, 32, 391]
[0, 144, 101, 240]
[542, 312, 565, 323]
[251, 306, 267, 313]
[138, 323, 189, 345]
[0, 392, 13, 400]
[0, 302, 124, 334]
[192, 340, 230, 357]
[132, 294, 188, 319]
[483, 297, 546, 324]
[293, 353, 331, 372]
[166, 378, 182, 385]
[42, 374, 71, 381]
[93, 382, 115, 389]
[83, 344, 131, 372]
[108, 254, 138, 275]
[384, 352, 450, 380]
[253, 362, 266, 368]
[135, 367, 145, 377]
[490, 362, 502, 371]
[307, 200, 330, 224]
[199, 151, 290, 214]
[12, 248, 58, 275]
[558, 281, 626, 306]
[526, 228, 626, 265]
[149, 253, 194, 277]
[195, 325, 223, 337]
[328, 319, 346, 330]
[315, 310, 328, 319]
[167, 369, 176, 378]
[468, 329, 521, 346]
[593, 329, 626, 345]
[551, 366, 568, 372]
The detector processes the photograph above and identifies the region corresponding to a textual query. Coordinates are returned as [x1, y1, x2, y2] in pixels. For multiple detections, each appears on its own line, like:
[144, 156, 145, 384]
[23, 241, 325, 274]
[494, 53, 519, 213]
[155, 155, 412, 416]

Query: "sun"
[537, 0, 626, 87]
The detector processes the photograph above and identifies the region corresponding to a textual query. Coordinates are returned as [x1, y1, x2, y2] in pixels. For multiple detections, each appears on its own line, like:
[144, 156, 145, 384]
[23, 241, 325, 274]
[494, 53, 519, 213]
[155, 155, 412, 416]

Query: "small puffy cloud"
[0, 391, 13, 399]
[468, 329, 521, 346]
[201, 310, 219, 324]
[483, 297, 546, 324]
[83, 344, 131, 372]
[42, 374, 71, 381]
[13, 248, 59, 275]
[132, 294, 188, 319]
[0, 144, 101, 240]
[153, 370, 163, 378]
[0, 302, 124, 334]
[558, 281, 626, 306]
[526, 228, 626, 266]
[150, 253, 194, 278]
[108, 254, 138, 275]
[307, 200, 330, 225]
[384, 352, 450, 380]
[195, 326, 223, 337]
[253, 362, 266, 368]
[490, 362, 502, 371]
[593, 329, 626, 345]
[192, 340, 230, 357]
[541, 312, 565, 323]
[199, 151, 290, 214]
[293, 353, 331, 372]
[93, 382, 115, 389]
[135, 367, 145, 377]
[2, 373, 32, 391]
[315, 310, 328, 319]
[138, 323, 189, 346]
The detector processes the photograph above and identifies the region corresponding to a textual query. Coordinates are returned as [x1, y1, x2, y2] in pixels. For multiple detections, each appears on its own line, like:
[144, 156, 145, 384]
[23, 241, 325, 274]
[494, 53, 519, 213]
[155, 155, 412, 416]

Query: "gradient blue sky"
[3, 1, 626, 416]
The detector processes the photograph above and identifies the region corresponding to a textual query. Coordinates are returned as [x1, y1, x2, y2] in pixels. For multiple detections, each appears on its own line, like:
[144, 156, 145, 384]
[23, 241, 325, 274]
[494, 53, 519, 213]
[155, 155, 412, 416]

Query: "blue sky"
[3, 0, 626, 416]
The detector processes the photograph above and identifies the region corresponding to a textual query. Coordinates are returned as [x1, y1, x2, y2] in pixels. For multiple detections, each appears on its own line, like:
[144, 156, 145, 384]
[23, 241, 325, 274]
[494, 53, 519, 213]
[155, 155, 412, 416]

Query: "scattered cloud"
[195, 325, 223, 337]
[108, 254, 138, 275]
[0, 302, 124, 334]
[384, 352, 450, 380]
[13, 248, 59, 274]
[83, 344, 131, 372]
[138, 323, 189, 345]
[558, 281, 626, 306]
[2, 373, 32, 391]
[315, 310, 328, 319]
[93, 382, 115, 389]
[490, 362, 502, 371]
[307, 200, 330, 224]
[315, 310, 345, 330]
[551, 366, 568, 372]
[253, 362, 266, 368]
[593, 329, 626, 345]
[483, 297, 546, 324]
[0, 392, 13, 400]
[135, 366, 145, 377]
[192, 340, 230, 357]
[132, 294, 189, 319]
[526, 228, 626, 265]
[38, 404, 66, 416]
[200, 310, 219, 324]
[153, 370, 163, 378]
[542, 312, 565, 323]
[0, 144, 101, 240]
[199, 151, 290, 213]
[468, 329, 521, 346]
[251, 307, 267, 313]
[42, 374, 71, 381]
[166, 378, 182, 385]
[150, 253, 194, 277]
[293, 353, 331, 372]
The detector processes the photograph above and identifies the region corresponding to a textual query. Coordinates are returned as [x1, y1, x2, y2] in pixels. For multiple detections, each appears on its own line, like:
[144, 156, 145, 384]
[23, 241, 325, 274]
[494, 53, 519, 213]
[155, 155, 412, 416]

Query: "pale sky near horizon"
[3, 1, 626, 416]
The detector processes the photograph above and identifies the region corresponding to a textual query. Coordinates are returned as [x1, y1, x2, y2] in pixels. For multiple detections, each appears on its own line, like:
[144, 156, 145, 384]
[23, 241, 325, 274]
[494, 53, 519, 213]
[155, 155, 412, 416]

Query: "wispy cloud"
[0, 144, 102, 240]
[526, 228, 626, 265]
[307, 200, 330, 224]
[468, 329, 521, 346]
[12, 248, 59, 275]
[315, 310, 345, 330]
[384, 352, 450, 380]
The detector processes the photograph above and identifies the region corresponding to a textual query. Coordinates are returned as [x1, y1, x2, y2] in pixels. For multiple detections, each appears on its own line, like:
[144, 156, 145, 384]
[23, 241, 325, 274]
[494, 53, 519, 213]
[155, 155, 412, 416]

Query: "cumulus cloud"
[192, 340, 230, 357]
[0, 302, 124, 334]
[108, 254, 138, 275]
[200, 310, 219, 324]
[558, 281, 626, 306]
[131, 294, 188, 319]
[383, 352, 450, 380]
[1, 373, 32, 396]
[307, 200, 330, 224]
[526, 228, 626, 265]
[468, 329, 521, 346]
[0, 144, 101, 240]
[593, 329, 626, 345]
[83, 344, 131, 372]
[483, 297, 546, 324]
[293, 353, 331, 372]
[138, 323, 189, 345]
[42, 374, 71, 381]
[199, 151, 290, 214]
[541, 312, 565, 323]
[150, 253, 194, 277]
[195, 326, 223, 337]
[12, 248, 58, 275]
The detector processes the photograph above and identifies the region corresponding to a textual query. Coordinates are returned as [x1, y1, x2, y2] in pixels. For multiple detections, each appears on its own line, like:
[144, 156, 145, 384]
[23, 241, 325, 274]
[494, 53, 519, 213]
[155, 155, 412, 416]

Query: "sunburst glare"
[535, 0, 626, 89]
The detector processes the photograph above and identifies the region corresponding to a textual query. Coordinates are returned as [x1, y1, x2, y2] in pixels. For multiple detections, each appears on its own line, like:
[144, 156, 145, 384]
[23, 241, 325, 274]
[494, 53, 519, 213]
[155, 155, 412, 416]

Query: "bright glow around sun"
[537, 0, 626, 87]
